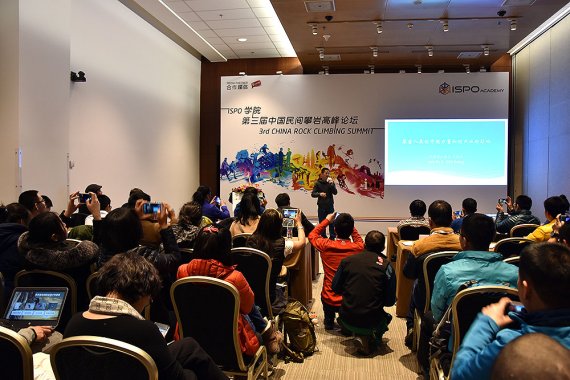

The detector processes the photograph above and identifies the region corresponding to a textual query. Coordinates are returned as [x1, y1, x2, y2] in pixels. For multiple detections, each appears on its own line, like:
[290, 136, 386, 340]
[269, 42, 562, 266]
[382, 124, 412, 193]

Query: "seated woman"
[64, 252, 227, 380]
[172, 201, 202, 248]
[177, 226, 282, 355]
[246, 209, 306, 314]
[17, 211, 99, 310]
[192, 185, 229, 223]
[229, 193, 261, 237]
[526, 195, 569, 242]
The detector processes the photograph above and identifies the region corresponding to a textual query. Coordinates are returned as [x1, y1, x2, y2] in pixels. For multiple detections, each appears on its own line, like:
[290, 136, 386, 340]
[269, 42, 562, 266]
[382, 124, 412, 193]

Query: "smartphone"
[142, 202, 161, 214]
[559, 213, 570, 223]
[283, 208, 298, 219]
[498, 198, 507, 205]
[454, 210, 462, 218]
[154, 322, 170, 337]
[334, 212, 341, 220]
[78, 193, 91, 204]
[215, 196, 221, 206]
[508, 301, 525, 313]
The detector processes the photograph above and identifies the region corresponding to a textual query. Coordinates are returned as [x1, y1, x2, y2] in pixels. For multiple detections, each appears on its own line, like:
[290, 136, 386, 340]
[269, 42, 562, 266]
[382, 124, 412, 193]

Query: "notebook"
[0, 287, 68, 330]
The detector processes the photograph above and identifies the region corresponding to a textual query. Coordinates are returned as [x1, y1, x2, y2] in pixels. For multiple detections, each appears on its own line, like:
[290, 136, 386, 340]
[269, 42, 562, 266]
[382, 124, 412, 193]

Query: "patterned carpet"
[273, 273, 422, 379]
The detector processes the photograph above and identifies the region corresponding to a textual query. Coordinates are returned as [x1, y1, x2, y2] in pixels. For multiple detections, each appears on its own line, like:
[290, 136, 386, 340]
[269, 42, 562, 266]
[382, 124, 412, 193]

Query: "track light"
[417, 65, 422, 74]
[376, 22, 383, 34]
[323, 66, 329, 75]
[371, 47, 378, 58]
[407, 23, 414, 29]
[317, 48, 324, 60]
[443, 21, 449, 32]
[510, 20, 517, 31]
[276, 70, 283, 75]
[427, 46, 433, 57]
[239, 71, 246, 76]
[464, 64, 470, 74]
[369, 65, 375, 74]
[70, 71, 86, 82]
[483, 46, 489, 56]
[312, 25, 318, 35]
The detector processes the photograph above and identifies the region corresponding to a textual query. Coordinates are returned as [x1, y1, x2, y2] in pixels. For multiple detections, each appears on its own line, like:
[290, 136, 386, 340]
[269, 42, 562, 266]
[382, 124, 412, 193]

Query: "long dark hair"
[193, 226, 232, 266]
[248, 209, 283, 254]
[27, 212, 66, 244]
[100, 208, 142, 254]
[237, 193, 261, 225]
[192, 186, 211, 205]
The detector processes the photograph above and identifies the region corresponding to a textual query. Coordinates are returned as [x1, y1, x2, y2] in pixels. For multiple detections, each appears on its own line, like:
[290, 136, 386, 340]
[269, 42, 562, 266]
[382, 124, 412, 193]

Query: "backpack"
[280, 299, 317, 362]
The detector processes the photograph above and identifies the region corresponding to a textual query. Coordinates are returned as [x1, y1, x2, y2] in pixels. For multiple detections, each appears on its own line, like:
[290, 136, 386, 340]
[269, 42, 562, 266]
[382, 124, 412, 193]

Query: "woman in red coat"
[177, 226, 282, 355]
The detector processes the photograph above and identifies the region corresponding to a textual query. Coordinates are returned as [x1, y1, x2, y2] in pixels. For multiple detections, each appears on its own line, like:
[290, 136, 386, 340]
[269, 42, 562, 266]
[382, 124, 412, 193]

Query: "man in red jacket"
[309, 212, 364, 330]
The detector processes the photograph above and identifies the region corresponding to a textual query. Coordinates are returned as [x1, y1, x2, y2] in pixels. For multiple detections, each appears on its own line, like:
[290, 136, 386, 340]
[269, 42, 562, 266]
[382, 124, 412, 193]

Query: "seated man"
[525, 195, 569, 242]
[403, 200, 461, 346]
[495, 194, 540, 234]
[275, 192, 314, 235]
[331, 230, 396, 354]
[450, 198, 477, 233]
[451, 243, 570, 380]
[308, 212, 364, 331]
[397, 199, 430, 229]
[431, 213, 519, 322]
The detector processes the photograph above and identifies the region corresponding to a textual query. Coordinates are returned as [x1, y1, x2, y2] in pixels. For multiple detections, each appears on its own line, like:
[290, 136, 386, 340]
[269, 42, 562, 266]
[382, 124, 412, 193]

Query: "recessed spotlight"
[312, 25, 318, 35]
[426, 46, 433, 57]
[376, 22, 383, 34]
[443, 21, 449, 32]
[371, 47, 378, 58]
[237, 37, 248, 42]
[417, 65, 422, 74]
[510, 20, 517, 31]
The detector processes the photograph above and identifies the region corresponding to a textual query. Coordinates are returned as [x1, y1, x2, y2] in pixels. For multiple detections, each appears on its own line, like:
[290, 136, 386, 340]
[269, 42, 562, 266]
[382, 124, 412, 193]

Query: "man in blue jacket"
[451, 242, 570, 380]
[431, 213, 518, 322]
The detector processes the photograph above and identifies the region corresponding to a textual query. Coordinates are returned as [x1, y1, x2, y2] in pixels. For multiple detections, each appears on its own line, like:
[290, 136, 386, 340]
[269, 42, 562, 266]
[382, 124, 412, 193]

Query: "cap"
[85, 184, 102, 193]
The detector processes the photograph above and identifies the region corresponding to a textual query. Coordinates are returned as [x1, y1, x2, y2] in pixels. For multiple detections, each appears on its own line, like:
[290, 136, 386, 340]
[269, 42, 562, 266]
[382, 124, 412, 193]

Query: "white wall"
[0, 0, 201, 211]
[68, 0, 201, 210]
[513, 13, 570, 217]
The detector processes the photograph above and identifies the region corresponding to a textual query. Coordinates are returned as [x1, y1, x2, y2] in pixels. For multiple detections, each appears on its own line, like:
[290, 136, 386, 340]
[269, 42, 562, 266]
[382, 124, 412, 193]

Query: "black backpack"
[280, 299, 317, 363]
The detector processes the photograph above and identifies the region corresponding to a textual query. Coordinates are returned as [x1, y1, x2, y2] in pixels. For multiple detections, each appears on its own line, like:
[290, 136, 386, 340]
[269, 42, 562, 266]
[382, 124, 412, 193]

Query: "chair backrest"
[422, 251, 457, 314]
[231, 247, 273, 319]
[14, 270, 77, 331]
[50, 335, 158, 380]
[216, 217, 235, 230]
[398, 225, 431, 241]
[0, 325, 34, 380]
[510, 223, 540, 238]
[179, 248, 196, 264]
[450, 285, 519, 357]
[85, 271, 99, 300]
[494, 237, 533, 258]
[171, 276, 246, 371]
[231, 233, 252, 248]
[503, 256, 520, 267]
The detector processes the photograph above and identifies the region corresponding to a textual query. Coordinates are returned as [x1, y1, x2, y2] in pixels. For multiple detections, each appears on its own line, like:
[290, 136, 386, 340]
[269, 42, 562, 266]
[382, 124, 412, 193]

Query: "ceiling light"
[510, 20, 517, 31]
[443, 21, 449, 32]
[317, 48, 325, 60]
[483, 46, 489, 56]
[438, 69, 445, 73]
[312, 25, 318, 35]
[407, 23, 414, 29]
[323, 66, 329, 75]
[369, 65, 375, 74]
[480, 67, 487, 72]
[237, 37, 248, 42]
[376, 22, 383, 34]
[276, 70, 283, 75]
[427, 46, 433, 57]
[323, 34, 331, 42]
[399, 69, 406, 74]
[371, 47, 378, 58]
[239, 72, 246, 76]
[464, 64, 470, 74]
[417, 65, 422, 74]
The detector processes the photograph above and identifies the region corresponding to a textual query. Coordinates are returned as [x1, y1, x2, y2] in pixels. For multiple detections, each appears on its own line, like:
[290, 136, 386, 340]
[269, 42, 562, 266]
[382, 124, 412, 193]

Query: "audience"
[495, 195, 540, 234]
[397, 199, 430, 229]
[64, 252, 227, 380]
[172, 201, 202, 248]
[308, 212, 364, 331]
[229, 193, 261, 237]
[18, 190, 48, 218]
[246, 208, 306, 314]
[0, 203, 30, 297]
[525, 195, 569, 242]
[450, 198, 477, 233]
[491, 333, 570, 380]
[41, 195, 53, 211]
[451, 243, 570, 380]
[275, 192, 315, 235]
[233, 186, 266, 218]
[192, 185, 229, 223]
[403, 200, 461, 346]
[84, 194, 111, 226]
[332, 230, 396, 355]
[177, 226, 282, 355]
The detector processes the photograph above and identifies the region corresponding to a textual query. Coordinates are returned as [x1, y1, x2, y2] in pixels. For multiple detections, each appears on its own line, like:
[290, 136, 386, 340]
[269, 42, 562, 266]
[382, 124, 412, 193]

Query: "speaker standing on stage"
[312, 168, 338, 239]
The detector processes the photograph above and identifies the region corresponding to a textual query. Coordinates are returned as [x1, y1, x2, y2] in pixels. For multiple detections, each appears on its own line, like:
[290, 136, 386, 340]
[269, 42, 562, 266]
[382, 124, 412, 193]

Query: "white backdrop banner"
[220, 73, 509, 225]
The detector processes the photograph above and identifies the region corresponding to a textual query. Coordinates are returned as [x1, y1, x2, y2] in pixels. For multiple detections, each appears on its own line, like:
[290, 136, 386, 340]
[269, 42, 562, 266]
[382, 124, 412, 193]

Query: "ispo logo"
[438, 82, 505, 95]
[439, 82, 451, 95]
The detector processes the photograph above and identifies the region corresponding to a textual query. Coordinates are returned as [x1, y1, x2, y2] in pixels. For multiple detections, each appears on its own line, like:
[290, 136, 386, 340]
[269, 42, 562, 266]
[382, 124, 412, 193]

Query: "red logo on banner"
[251, 80, 262, 88]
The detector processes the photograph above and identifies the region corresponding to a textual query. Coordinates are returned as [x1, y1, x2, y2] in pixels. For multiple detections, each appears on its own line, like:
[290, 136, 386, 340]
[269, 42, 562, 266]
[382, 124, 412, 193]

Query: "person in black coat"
[0, 203, 30, 299]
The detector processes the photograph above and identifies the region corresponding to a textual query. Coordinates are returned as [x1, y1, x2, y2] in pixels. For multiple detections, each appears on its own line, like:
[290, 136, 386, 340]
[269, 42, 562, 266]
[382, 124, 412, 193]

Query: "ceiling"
[132, 0, 569, 73]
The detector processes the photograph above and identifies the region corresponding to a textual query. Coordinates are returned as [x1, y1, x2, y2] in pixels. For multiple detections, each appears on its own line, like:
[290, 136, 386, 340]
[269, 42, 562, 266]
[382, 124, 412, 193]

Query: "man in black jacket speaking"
[332, 231, 396, 354]
[311, 168, 338, 239]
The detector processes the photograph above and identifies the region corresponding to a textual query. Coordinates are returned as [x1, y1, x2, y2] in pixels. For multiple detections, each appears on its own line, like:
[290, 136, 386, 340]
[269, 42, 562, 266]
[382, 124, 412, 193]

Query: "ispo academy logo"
[438, 82, 505, 95]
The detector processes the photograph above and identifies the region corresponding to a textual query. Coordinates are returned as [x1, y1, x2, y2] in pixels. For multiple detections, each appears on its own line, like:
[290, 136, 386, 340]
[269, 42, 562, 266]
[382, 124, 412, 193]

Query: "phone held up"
[78, 193, 91, 204]
[143, 202, 161, 214]
[498, 198, 508, 205]
[283, 208, 298, 219]
[507, 301, 525, 313]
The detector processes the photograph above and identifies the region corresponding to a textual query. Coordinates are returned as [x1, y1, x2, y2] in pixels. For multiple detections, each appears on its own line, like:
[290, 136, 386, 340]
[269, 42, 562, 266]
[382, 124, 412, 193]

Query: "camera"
[143, 202, 161, 214]
[498, 198, 507, 205]
[283, 208, 298, 219]
[454, 210, 462, 218]
[508, 301, 524, 313]
[497, 9, 506, 17]
[559, 213, 570, 223]
[78, 193, 91, 204]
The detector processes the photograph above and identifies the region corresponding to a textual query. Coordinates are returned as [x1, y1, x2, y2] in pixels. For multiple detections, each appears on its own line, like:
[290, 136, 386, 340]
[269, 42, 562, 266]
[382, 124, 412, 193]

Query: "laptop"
[0, 287, 68, 330]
